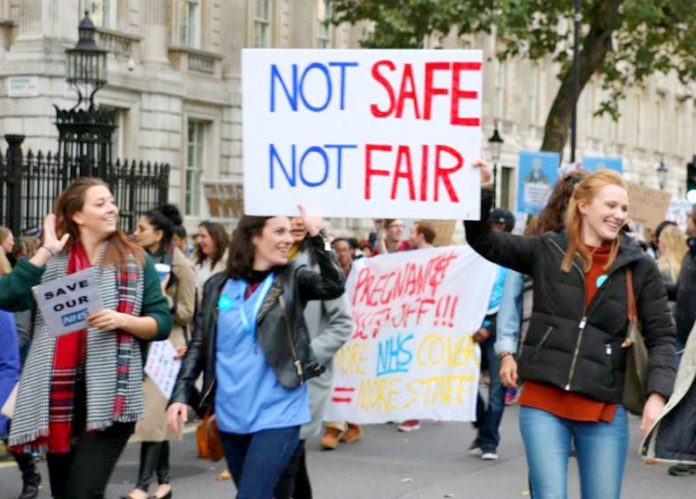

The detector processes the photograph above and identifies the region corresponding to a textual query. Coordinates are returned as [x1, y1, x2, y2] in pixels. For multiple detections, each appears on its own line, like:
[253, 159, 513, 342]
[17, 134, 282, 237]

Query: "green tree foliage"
[332, 0, 696, 154]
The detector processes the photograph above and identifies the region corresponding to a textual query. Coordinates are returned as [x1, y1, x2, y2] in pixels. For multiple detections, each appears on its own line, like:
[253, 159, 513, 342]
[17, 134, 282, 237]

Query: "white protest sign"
[144, 340, 182, 400]
[32, 268, 103, 337]
[242, 49, 483, 220]
[324, 246, 497, 423]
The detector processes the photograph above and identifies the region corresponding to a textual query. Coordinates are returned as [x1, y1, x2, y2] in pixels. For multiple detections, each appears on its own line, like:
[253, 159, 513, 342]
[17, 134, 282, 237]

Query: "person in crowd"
[659, 209, 696, 477]
[0, 177, 172, 499]
[393, 221, 437, 433]
[317, 237, 363, 453]
[408, 221, 436, 250]
[274, 219, 352, 498]
[374, 219, 411, 255]
[123, 205, 196, 499]
[194, 221, 229, 291]
[0, 271, 41, 499]
[357, 240, 373, 258]
[172, 225, 194, 258]
[648, 220, 678, 259]
[496, 173, 588, 405]
[13, 236, 40, 264]
[655, 224, 688, 319]
[0, 226, 15, 275]
[167, 208, 345, 499]
[466, 163, 676, 499]
[469, 209, 514, 461]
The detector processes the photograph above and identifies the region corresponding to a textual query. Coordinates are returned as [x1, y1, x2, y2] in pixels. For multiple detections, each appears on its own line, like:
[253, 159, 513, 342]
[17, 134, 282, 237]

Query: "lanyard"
[238, 273, 274, 337]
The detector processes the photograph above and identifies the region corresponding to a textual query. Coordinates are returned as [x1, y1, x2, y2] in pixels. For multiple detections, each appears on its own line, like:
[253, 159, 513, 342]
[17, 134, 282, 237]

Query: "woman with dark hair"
[466, 162, 675, 498]
[123, 205, 196, 499]
[167, 208, 344, 499]
[0, 177, 172, 499]
[194, 221, 229, 291]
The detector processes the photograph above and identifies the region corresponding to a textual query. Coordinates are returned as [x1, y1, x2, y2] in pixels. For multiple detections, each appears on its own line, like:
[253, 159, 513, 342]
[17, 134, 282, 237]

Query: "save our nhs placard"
[324, 246, 497, 423]
[242, 49, 483, 220]
[582, 156, 623, 174]
[516, 151, 560, 215]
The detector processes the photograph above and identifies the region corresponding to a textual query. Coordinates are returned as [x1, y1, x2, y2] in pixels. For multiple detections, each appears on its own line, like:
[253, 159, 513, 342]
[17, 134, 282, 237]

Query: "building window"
[254, 0, 271, 48]
[185, 121, 205, 216]
[527, 63, 539, 126]
[90, 0, 116, 29]
[500, 166, 513, 210]
[316, 0, 332, 48]
[178, 0, 200, 48]
[494, 60, 506, 119]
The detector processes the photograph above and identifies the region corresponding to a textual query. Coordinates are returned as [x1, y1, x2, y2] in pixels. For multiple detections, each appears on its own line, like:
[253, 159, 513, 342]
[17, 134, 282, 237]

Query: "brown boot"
[320, 427, 342, 450]
[341, 423, 363, 443]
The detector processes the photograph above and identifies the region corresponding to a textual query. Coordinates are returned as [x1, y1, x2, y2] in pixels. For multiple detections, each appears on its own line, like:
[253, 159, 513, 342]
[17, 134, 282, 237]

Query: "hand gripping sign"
[242, 49, 483, 220]
[324, 246, 497, 424]
[32, 268, 103, 337]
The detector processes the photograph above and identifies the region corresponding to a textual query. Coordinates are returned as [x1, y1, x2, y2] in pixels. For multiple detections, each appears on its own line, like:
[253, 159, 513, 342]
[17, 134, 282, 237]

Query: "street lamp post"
[488, 124, 504, 206]
[57, 10, 115, 179]
[656, 159, 668, 190]
[65, 11, 107, 111]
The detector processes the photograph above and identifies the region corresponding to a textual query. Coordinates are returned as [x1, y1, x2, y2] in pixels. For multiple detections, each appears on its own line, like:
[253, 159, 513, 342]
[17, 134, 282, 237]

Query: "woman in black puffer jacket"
[465, 161, 676, 499]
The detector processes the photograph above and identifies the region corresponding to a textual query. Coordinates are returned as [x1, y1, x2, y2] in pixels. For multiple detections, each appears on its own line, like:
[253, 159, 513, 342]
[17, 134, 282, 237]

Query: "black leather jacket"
[169, 235, 345, 414]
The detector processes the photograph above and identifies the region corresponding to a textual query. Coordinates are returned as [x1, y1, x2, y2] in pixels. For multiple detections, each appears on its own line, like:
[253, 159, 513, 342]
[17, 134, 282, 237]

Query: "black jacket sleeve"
[169, 281, 209, 407]
[635, 257, 677, 399]
[463, 188, 539, 276]
[296, 235, 345, 301]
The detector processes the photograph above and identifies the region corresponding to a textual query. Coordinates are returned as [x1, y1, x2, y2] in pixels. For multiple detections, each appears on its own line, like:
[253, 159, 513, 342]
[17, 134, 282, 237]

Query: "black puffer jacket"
[673, 238, 696, 346]
[465, 189, 676, 404]
[169, 235, 345, 415]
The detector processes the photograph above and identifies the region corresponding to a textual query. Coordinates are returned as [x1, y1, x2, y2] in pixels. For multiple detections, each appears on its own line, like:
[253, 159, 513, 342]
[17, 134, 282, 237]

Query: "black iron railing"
[0, 135, 169, 236]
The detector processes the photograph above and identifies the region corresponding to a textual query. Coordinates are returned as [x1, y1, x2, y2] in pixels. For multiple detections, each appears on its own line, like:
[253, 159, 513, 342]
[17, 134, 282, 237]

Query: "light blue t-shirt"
[215, 276, 310, 434]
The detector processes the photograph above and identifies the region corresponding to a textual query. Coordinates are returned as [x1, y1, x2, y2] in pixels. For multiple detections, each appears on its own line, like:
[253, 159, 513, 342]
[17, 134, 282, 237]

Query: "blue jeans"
[219, 426, 300, 499]
[474, 332, 506, 452]
[519, 405, 629, 499]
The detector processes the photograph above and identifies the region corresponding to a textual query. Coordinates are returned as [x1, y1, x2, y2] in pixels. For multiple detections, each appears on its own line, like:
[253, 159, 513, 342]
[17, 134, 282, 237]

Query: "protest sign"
[516, 151, 560, 215]
[626, 181, 672, 232]
[666, 199, 692, 233]
[144, 340, 182, 400]
[32, 268, 103, 337]
[202, 179, 244, 223]
[324, 246, 497, 423]
[582, 156, 623, 174]
[242, 49, 483, 220]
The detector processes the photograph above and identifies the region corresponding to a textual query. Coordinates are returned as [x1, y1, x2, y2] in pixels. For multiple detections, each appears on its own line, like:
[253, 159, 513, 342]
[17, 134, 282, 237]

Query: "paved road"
[1, 406, 692, 498]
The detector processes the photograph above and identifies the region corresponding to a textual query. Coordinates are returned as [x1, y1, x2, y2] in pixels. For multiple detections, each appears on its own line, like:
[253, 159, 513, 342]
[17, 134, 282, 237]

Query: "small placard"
[32, 268, 103, 337]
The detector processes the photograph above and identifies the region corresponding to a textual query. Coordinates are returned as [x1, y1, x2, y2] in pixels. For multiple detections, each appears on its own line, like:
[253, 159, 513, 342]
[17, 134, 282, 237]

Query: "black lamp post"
[65, 11, 107, 111]
[488, 124, 504, 206]
[656, 159, 668, 190]
[56, 10, 115, 179]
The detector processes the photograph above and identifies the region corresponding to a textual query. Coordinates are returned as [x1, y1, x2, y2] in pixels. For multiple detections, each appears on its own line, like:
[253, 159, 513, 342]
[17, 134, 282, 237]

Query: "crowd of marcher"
[2, 162, 696, 499]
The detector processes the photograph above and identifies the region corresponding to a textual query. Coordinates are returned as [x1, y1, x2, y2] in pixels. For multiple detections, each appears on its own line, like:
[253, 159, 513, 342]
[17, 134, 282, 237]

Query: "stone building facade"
[0, 0, 692, 232]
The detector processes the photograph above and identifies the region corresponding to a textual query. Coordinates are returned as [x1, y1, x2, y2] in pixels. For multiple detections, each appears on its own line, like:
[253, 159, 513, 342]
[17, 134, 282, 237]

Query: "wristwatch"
[498, 351, 514, 359]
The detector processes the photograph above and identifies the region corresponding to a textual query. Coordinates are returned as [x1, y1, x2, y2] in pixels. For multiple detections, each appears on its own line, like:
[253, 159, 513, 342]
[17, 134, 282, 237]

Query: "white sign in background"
[324, 246, 497, 424]
[242, 49, 483, 220]
[144, 340, 182, 400]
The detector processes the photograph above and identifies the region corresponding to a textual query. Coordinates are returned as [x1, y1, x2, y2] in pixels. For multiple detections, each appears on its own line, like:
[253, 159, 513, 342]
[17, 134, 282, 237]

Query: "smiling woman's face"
[578, 184, 628, 243]
[71, 185, 119, 241]
[252, 217, 294, 269]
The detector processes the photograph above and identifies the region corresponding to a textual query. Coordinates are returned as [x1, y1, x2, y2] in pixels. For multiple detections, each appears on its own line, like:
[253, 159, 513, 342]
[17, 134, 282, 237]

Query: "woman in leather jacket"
[167, 208, 344, 499]
[465, 161, 676, 499]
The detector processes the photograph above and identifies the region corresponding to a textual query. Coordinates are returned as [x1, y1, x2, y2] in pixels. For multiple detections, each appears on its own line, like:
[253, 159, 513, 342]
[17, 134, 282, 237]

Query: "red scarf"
[45, 243, 91, 453]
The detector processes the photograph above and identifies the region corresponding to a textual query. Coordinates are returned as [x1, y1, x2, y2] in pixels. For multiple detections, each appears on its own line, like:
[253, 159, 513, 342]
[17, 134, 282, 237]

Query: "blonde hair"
[0, 226, 12, 276]
[562, 170, 627, 273]
[657, 225, 688, 282]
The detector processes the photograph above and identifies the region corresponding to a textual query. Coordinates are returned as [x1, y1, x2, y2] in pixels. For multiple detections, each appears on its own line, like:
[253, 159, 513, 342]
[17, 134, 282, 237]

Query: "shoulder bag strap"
[626, 267, 638, 326]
